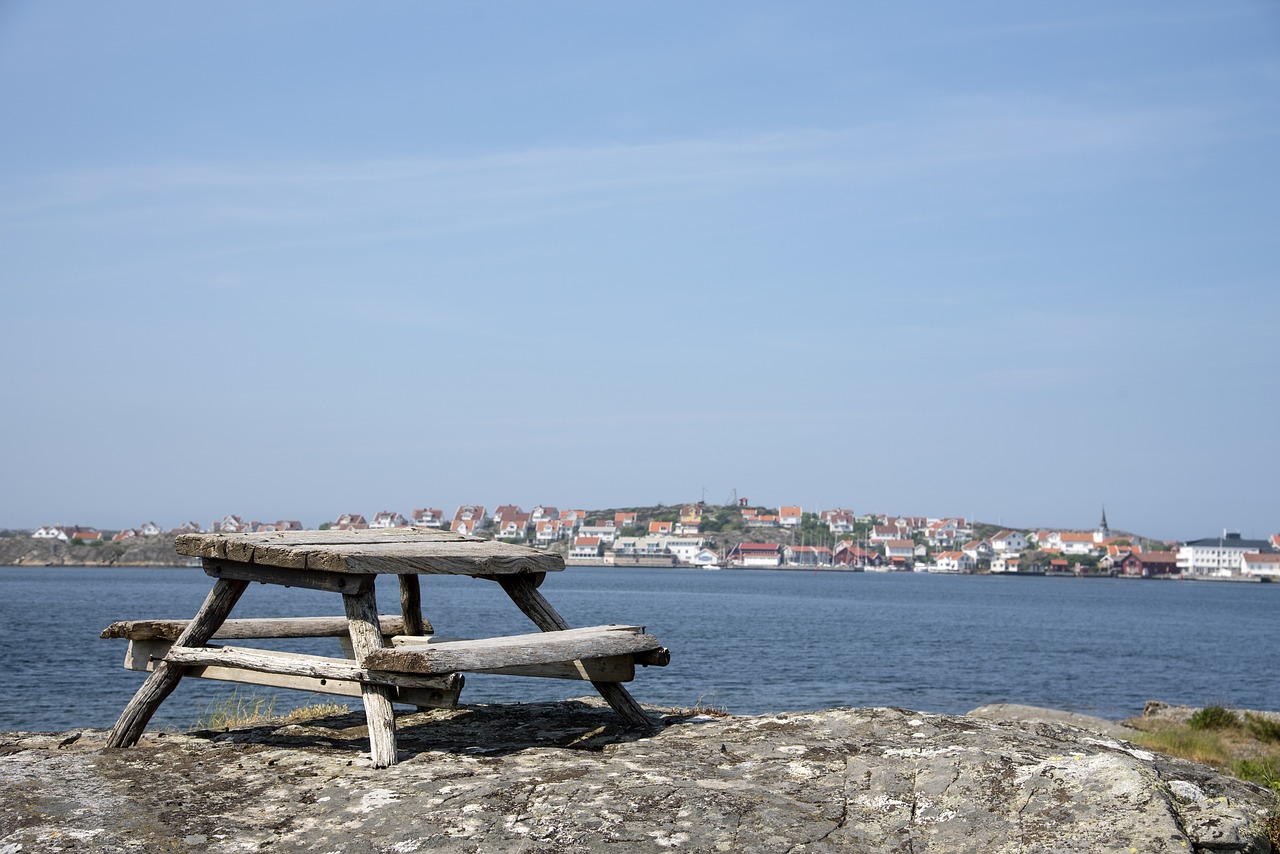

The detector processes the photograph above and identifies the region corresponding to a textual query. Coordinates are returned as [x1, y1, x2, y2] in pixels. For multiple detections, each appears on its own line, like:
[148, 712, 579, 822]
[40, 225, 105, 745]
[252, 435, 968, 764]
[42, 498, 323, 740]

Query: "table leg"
[496, 575, 654, 731]
[397, 575, 426, 636]
[343, 583, 399, 767]
[107, 577, 249, 748]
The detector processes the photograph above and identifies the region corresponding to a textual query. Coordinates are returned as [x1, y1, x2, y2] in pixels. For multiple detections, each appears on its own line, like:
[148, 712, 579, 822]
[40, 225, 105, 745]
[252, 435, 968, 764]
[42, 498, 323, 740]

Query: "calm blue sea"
[1, 565, 1276, 732]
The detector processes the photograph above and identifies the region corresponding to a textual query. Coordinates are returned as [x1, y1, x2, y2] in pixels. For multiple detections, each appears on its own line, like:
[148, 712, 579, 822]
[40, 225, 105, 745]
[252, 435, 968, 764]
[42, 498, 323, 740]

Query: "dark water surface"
[1, 565, 1275, 732]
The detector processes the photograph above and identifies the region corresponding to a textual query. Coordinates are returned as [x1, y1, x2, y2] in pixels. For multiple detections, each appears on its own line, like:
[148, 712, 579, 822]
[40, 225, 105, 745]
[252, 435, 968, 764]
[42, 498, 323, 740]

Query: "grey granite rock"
[2, 700, 1276, 853]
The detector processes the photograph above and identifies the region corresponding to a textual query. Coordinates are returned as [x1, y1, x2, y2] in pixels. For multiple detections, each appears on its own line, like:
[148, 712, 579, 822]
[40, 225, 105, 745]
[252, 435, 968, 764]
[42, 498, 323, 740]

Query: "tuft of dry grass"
[673, 695, 730, 719]
[192, 690, 349, 731]
[1131, 705, 1280, 794]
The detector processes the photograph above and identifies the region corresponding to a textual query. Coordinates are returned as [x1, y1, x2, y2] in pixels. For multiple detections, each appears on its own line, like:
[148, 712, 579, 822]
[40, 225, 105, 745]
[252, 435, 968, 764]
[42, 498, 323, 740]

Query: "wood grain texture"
[125, 640, 462, 709]
[363, 626, 660, 675]
[102, 614, 421, 641]
[106, 578, 249, 748]
[203, 558, 374, 593]
[398, 576, 426, 636]
[343, 586, 399, 767]
[384, 634, 638, 681]
[176, 530, 562, 577]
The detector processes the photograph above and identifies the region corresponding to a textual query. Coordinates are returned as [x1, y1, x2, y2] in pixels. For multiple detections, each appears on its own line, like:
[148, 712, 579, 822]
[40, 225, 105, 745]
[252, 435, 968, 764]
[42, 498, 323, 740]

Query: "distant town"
[17, 500, 1280, 581]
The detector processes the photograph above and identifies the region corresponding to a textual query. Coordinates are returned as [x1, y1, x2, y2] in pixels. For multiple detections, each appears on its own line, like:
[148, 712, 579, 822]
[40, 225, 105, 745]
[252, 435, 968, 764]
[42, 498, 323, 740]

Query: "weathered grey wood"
[204, 558, 374, 594]
[102, 614, 420, 641]
[398, 576, 426, 636]
[176, 530, 562, 576]
[495, 575, 657, 731]
[343, 586, 398, 768]
[107, 577, 249, 748]
[176, 527, 477, 557]
[125, 640, 464, 709]
[635, 647, 672, 667]
[364, 627, 660, 676]
[345, 635, 639, 681]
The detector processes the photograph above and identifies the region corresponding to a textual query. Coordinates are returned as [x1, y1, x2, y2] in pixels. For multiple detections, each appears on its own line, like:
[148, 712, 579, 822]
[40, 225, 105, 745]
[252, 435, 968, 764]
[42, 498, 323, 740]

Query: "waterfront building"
[1176, 533, 1273, 576]
[1240, 552, 1280, 579]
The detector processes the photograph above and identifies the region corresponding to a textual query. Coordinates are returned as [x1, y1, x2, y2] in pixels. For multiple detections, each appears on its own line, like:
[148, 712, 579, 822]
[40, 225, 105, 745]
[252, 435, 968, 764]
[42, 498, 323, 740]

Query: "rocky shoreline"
[2, 700, 1276, 853]
[0, 535, 194, 567]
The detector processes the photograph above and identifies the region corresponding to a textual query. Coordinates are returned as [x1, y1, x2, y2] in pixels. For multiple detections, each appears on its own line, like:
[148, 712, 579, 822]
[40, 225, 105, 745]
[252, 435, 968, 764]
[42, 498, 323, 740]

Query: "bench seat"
[362, 625, 664, 677]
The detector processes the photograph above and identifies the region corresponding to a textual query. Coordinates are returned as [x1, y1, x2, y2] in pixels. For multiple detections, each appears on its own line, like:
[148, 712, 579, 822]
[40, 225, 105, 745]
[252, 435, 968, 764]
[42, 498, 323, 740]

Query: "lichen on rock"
[1, 700, 1276, 852]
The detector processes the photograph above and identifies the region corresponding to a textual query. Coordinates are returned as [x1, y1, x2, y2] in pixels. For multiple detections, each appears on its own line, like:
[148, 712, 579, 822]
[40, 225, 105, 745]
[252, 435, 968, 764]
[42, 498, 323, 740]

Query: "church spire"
[1099, 504, 1109, 534]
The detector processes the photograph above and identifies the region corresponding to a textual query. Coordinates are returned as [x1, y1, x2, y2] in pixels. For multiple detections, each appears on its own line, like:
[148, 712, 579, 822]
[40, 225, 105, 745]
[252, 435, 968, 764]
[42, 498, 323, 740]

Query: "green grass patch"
[1245, 713, 1280, 744]
[1187, 704, 1240, 730]
[1133, 705, 1280, 794]
[1134, 727, 1233, 768]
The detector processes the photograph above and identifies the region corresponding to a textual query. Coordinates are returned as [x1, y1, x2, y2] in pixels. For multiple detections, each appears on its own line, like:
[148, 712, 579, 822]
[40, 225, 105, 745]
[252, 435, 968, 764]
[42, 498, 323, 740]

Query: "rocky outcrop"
[0, 535, 194, 567]
[2, 700, 1276, 852]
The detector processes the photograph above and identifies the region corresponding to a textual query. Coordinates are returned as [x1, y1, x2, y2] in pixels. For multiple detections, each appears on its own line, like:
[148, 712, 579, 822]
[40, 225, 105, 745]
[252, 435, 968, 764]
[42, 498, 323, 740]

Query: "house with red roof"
[1241, 552, 1280, 579]
[332, 513, 369, 530]
[883, 539, 915, 566]
[494, 513, 532, 540]
[730, 542, 782, 568]
[1119, 551, 1179, 578]
[570, 536, 603, 560]
[370, 511, 408, 529]
[1059, 532, 1099, 556]
[779, 506, 803, 529]
[451, 506, 487, 535]
[411, 508, 445, 528]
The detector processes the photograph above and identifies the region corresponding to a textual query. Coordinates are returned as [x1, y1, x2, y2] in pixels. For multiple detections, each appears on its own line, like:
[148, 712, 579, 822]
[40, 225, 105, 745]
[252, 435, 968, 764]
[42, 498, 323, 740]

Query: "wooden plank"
[496, 574, 656, 731]
[102, 614, 421, 641]
[361, 627, 661, 676]
[398, 576, 426, 637]
[203, 558, 374, 594]
[107, 578, 249, 748]
[343, 586, 399, 768]
[176, 527, 476, 554]
[156, 643, 461, 691]
[125, 640, 461, 709]
[386, 632, 639, 682]
[177, 530, 563, 576]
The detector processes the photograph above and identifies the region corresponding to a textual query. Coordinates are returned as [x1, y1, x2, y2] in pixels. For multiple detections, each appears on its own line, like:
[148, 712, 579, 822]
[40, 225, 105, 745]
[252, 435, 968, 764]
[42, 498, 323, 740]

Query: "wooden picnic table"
[102, 528, 668, 767]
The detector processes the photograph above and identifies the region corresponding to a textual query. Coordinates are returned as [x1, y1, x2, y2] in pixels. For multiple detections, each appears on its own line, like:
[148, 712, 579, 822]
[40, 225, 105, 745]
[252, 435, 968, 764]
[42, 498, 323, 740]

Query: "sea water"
[0, 565, 1275, 732]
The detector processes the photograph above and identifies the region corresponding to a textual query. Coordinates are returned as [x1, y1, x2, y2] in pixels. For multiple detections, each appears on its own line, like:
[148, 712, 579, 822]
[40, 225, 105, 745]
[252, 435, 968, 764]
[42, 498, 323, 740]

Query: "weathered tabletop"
[175, 527, 566, 576]
[107, 527, 658, 767]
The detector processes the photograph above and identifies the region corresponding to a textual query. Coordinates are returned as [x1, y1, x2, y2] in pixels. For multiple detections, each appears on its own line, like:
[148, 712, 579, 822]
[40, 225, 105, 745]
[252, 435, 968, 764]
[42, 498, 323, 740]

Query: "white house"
[578, 524, 618, 544]
[1241, 552, 1280, 579]
[779, 506, 803, 529]
[1177, 533, 1272, 576]
[370, 511, 408, 529]
[451, 506, 488, 535]
[990, 531, 1029, 553]
[935, 551, 975, 573]
[535, 519, 566, 544]
[733, 542, 782, 567]
[411, 508, 445, 528]
[1059, 532, 1099, 556]
[33, 526, 68, 540]
[570, 536, 603, 560]
[494, 514, 532, 540]
[883, 539, 915, 566]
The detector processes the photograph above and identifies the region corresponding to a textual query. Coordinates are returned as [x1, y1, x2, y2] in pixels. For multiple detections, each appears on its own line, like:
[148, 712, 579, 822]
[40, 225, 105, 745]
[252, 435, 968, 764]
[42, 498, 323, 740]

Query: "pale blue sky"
[2, 1, 1277, 541]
